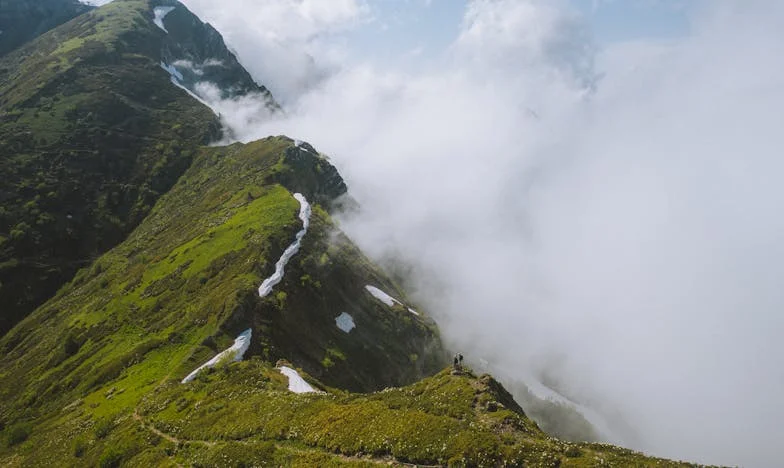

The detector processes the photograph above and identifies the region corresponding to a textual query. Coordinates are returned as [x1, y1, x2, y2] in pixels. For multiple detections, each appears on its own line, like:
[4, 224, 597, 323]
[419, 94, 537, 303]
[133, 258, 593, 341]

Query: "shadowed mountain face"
[0, 0, 94, 57]
[157, 0, 277, 104]
[0, 0, 277, 336]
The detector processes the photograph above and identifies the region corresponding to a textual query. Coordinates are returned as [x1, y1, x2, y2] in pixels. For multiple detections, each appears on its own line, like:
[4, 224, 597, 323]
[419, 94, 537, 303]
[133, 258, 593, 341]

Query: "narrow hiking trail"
[133, 406, 443, 467]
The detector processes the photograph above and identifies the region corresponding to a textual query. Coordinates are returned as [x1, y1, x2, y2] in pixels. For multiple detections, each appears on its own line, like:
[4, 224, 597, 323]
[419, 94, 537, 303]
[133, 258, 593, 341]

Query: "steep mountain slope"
[156, 0, 277, 104]
[0, 136, 451, 465]
[0, 0, 276, 336]
[0, 0, 93, 57]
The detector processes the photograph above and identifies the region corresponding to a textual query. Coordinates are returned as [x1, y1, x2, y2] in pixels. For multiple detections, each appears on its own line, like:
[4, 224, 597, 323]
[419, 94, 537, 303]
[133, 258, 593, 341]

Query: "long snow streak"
[160, 61, 183, 81]
[181, 329, 252, 383]
[279, 366, 319, 393]
[153, 6, 175, 33]
[365, 285, 419, 315]
[258, 193, 311, 298]
[159, 62, 219, 114]
[365, 285, 398, 306]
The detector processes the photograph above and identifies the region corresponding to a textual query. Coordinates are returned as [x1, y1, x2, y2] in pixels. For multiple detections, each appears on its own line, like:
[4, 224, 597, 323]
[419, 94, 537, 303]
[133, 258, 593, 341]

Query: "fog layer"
[181, 1, 784, 466]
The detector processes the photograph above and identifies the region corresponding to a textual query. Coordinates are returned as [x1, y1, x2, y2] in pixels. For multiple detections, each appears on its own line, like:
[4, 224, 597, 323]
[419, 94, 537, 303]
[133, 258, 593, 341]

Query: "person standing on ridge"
[453, 353, 464, 373]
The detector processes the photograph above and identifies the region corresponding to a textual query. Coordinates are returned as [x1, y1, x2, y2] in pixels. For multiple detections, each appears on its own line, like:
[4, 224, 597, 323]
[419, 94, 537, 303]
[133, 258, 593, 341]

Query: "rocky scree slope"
[0, 0, 276, 336]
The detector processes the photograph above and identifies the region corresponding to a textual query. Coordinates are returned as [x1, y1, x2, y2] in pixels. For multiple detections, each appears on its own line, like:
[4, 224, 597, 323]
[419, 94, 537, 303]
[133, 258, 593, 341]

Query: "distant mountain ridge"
[156, 0, 277, 105]
[0, 0, 93, 57]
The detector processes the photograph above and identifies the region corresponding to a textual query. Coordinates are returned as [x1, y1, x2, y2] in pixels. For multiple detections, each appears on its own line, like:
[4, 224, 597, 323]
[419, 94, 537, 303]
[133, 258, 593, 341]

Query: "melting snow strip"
[153, 6, 176, 33]
[160, 61, 183, 81]
[365, 285, 399, 307]
[279, 366, 319, 393]
[170, 77, 215, 110]
[181, 329, 252, 383]
[159, 61, 219, 115]
[365, 285, 420, 316]
[258, 193, 311, 298]
[335, 312, 356, 333]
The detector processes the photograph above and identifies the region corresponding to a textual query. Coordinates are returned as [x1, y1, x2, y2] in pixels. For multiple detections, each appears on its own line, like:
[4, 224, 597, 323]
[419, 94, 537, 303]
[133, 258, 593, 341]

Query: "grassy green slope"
[0, 136, 450, 465]
[2, 362, 702, 467]
[0, 0, 222, 336]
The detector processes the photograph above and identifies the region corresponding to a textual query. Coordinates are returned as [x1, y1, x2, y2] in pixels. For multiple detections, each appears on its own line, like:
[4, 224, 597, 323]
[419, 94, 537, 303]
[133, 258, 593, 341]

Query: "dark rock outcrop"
[271, 139, 349, 209]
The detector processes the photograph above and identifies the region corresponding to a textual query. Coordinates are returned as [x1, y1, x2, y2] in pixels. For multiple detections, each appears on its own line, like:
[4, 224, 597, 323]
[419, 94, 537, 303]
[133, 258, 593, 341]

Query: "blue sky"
[347, 0, 695, 64]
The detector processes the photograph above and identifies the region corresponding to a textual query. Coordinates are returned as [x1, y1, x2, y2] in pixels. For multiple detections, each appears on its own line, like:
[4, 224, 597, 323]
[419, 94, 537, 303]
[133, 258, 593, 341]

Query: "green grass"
[0, 0, 223, 337]
[0, 136, 450, 466]
[126, 365, 695, 467]
[2, 362, 700, 466]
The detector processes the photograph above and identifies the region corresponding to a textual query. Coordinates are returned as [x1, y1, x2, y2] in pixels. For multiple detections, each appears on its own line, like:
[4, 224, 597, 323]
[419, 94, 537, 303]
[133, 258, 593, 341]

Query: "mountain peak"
[155, 0, 278, 106]
[0, 0, 281, 336]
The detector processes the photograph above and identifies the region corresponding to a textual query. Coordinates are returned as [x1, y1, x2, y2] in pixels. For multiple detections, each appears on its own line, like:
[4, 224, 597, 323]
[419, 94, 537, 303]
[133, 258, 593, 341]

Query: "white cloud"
[179, 0, 370, 103]
[177, 0, 784, 466]
[454, 0, 597, 89]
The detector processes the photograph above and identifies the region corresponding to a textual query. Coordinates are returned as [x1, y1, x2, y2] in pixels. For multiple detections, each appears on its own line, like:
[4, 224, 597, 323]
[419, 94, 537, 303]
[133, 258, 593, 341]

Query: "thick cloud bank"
[180, 0, 369, 103]
[182, 0, 784, 466]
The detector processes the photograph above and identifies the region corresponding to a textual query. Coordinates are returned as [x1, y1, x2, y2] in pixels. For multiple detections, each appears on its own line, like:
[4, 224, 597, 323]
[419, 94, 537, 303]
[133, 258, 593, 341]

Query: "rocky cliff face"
[270, 142, 349, 208]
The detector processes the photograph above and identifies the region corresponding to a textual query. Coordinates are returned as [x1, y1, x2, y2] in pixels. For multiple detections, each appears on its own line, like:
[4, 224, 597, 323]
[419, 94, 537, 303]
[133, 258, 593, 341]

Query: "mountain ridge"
[0, 1, 714, 466]
[0, 0, 279, 336]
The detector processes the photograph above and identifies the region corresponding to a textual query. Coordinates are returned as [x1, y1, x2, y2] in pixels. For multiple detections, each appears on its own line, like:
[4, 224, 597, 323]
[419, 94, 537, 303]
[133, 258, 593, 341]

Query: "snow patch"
[258, 194, 311, 297]
[293, 139, 313, 153]
[181, 329, 252, 383]
[335, 312, 356, 333]
[160, 62, 218, 113]
[365, 285, 419, 316]
[153, 6, 176, 33]
[160, 61, 183, 81]
[365, 285, 399, 307]
[279, 366, 319, 393]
